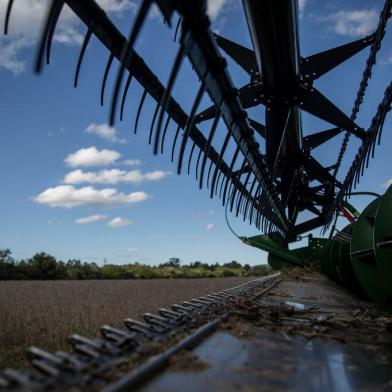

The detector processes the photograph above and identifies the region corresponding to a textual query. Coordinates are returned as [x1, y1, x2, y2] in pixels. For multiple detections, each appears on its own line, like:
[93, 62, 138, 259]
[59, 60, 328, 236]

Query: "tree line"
[0, 250, 271, 280]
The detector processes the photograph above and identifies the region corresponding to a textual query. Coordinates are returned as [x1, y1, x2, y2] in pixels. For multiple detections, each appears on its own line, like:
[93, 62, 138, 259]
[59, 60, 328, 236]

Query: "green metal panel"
[350, 198, 392, 311]
[374, 185, 392, 298]
[243, 235, 327, 269]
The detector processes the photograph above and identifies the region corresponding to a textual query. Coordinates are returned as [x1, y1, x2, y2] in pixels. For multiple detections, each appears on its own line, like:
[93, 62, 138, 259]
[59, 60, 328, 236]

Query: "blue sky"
[0, 0, 391, 266]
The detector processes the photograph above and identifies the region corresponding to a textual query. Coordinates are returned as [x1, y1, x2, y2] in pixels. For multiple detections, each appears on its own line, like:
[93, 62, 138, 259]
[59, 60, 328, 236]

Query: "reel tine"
[195, 147, 203, 180]
[109, 0, 153, 126]
[171, 124, 181, 162]
[236, 170, 251, 217]
[211, 167, 222, 198]
[120, 73, 133, 121]
[74, 28, 92, 88]
[187, 142, 197, 175]
[249, 184, 260, 226]
[35, 0, 64, 73]
[244, 178, 257, 222]
[177, 84, 205, 174]
[251, 184, 263, 227]
[240, 193, 250, 218]
[153, 45, 186, 155]
[362, 141, 371, 175]
[260, 191, 270, 232]
[267, 216, 274, 234]
[218, 171, 226, 199]
[210, 129, 231, 199]
[46, 1, 65, 65]
[149, 101, 160, 144]
[173, 17, 181, 42]
[244, 179, 258, 222]
[230, 158, 247, 212]
[206, 160, 214, 189]
[101, 53, 115, 106]
[371, 131, 378, 161]
[237, 188, 247, 217]
[160, 116, 171, 154]
[134, 89, 147, 134]
[227, 180, 237, 213]
[4, 0, 14, 34]
[222, 145, 241, 206]
[199, 112, 220, 189]
[239, 188, 250, 217]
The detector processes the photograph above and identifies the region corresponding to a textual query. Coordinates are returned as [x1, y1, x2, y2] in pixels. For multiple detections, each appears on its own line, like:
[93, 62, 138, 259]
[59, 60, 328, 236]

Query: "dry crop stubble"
[0, 277, 252, 369]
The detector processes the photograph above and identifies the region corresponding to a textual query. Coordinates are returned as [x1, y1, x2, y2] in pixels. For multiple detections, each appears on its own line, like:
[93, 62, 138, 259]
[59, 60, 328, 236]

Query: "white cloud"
[64, 147, 121, 168]
[127, 247, 138, 252]
[108, 217, 133, 228]
[207, 0, 235, 20]
[33, 185, 149, 208]
[96, 0, 136, 13]
[382, 179, 392, 188]
[123, 159, 141, 166]
[0, 0, 135, 73]
[206, 223, 215, 231]
[75, 214, 108, 224]
[63, 168, 171, 185]
[322, 9, 378, 37]
[85, 123, 126, 144]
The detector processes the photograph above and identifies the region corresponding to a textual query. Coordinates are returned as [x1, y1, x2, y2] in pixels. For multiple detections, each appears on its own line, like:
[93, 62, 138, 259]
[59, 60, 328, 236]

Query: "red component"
[341, 207, 355, 223]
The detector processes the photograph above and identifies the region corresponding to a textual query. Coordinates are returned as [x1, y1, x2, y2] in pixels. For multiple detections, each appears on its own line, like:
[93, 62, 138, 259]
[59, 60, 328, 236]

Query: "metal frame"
[3, 0, 392, 242]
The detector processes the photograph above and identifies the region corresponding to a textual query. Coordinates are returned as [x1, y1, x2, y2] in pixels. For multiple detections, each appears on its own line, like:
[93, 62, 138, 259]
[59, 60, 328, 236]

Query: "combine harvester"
[1, 0, 392, 390]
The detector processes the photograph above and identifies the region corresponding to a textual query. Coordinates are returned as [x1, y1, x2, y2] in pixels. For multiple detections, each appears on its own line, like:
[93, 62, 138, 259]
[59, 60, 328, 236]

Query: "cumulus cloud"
[207, 0, 235, 20]
[63, 168, 170, 185]
[64, 147, 121, 168]
[85, 123, 126, 144]
[75, 214, 108, 224]
[206, 223, 215, 231]
[108, 217, 133, 228]
[0, 0, 135, 73]
[33, 185, 149, 208]
[96, 0, 136, 13]
[123, 159, 141, 166]
[321, 9, 378, 37]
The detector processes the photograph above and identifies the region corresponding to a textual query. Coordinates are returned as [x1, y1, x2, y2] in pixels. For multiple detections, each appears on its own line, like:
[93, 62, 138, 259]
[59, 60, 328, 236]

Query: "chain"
[332, 0, 392, 179]
[325, 79, 392, 231]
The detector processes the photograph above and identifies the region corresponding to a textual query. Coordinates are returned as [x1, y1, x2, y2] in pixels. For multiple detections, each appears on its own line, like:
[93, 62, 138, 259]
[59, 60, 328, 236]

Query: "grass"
[0, 277, 253, 370]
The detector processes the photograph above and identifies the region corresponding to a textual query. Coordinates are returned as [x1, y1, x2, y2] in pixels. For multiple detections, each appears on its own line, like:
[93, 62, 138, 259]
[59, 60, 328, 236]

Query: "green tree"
[160, 257, 180, 268]
[0, 249, 15, 279]
[222, 260, 242, 269]
[29, 252, 58, 280]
